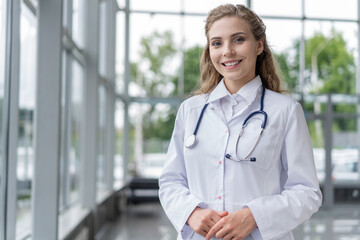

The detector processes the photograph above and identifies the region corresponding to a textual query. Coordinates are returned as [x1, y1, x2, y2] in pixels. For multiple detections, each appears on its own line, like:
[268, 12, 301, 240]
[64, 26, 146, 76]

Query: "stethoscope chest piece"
[185, 134, 196, 148]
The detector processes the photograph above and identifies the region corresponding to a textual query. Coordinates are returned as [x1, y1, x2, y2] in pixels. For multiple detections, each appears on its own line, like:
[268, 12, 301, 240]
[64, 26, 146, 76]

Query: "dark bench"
[127, 177, 159, 204]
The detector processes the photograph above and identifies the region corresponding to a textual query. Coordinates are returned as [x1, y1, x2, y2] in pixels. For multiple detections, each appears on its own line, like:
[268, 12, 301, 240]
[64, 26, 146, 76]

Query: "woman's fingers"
[205, 220, 224, 240]
[187, 208, 227, 237]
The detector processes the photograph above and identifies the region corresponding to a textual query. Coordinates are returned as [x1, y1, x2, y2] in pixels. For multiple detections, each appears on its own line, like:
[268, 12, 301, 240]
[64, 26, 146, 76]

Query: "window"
[114, 100, 124, 189]
[59, 57, 84, 210]
[16, 3, 37, 238]
[253, 0, 302, 17]
[99, 2, 108, 77]
[97, 84, 107, 191]
[72, 0, 84, 48]
[305, 0, 357, 20]
[115, 11, 125, 94]
[131, 0, 181, 12]
[69, 60, 83, 204]
[129, 14, 181, 97]
[128, 103, 175, 179]
[183, 0, 246, 13]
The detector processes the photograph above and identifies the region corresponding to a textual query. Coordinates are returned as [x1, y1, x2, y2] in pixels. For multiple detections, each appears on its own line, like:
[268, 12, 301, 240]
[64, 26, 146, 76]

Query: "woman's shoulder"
[265, 89, 298, 107]
[265, 89, 301, 112]
[180, 93, 209, 112]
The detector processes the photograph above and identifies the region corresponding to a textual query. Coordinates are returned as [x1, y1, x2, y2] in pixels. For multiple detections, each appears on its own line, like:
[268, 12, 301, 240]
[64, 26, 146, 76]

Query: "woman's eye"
[235, 37, 245, 43]
[211, 41, 221, 46]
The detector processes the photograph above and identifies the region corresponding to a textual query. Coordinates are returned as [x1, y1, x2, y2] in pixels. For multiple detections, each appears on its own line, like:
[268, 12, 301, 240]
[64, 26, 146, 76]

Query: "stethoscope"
[185, 84, 268, 162]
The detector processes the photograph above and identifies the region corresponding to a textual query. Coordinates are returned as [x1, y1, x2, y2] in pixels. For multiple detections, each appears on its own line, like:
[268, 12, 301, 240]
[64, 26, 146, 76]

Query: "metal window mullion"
[105, 0, 116, 190]
[2, 0, 21, 239]
[22, 0, 36, 16]
[80, 0, 99, 209]
[122, 0, 130, 182]
[323, 94, 334, 209]
[105, 87, 114, 190]
[65, 52, 73, 208]
[31, 0, 62, 239]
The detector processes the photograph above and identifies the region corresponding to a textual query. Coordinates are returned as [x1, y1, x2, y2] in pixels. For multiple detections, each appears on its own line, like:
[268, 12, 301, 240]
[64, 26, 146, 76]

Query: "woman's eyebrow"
[210, 32, 246, 41]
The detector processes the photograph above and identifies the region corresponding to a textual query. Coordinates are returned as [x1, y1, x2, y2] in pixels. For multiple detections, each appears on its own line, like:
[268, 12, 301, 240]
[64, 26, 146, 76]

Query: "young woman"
[159, 4, 322, 240]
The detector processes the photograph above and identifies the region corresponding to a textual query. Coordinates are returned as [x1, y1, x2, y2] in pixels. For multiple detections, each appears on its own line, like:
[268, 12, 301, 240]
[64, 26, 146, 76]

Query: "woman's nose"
[223, 44, 235, 56]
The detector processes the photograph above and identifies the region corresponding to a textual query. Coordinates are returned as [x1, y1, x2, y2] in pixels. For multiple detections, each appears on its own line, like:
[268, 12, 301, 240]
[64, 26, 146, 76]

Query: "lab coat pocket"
[235, 116, 282, 170]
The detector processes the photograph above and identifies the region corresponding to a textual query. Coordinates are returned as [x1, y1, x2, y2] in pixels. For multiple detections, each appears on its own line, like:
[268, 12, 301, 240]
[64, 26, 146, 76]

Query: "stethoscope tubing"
[185, 83, 268, 162]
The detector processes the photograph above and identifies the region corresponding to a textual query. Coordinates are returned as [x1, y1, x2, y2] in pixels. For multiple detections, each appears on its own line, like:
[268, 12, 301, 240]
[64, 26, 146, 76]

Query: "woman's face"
[208, 16, 263, 93]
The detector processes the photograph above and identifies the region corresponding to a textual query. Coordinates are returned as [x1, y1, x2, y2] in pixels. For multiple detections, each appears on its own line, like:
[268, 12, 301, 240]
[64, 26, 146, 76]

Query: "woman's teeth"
[224, 61, 240, 66]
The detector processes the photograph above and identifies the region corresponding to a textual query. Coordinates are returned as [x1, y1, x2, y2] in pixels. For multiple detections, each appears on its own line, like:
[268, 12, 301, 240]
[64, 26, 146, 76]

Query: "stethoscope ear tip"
[250, 157, 256, 162]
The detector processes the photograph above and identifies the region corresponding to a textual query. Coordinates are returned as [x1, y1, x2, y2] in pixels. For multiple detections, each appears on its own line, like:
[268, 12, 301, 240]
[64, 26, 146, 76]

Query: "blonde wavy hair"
[196, 4, 285, 94]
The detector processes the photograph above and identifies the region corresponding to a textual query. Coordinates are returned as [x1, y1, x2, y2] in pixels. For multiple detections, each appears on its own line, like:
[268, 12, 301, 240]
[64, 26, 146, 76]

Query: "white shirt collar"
[207, 75, 262, 104]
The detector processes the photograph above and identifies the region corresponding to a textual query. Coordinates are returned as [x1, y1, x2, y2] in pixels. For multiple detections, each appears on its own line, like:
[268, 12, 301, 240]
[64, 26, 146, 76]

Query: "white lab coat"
[159, 78, 322, 240]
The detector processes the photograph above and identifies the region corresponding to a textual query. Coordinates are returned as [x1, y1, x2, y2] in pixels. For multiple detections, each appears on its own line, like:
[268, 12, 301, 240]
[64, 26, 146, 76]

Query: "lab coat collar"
[207, 75, 262, 104]
[236, 75, 262, 105]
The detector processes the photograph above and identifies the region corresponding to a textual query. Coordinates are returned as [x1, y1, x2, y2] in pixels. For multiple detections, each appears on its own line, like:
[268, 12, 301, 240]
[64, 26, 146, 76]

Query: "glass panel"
[253, 0, 302, 17]
[129, 103, 176, 178]
[130, 0, 181, 12]
[130, 14, 181, 97]
[99, 1, 107, 77]
[97, 85, 107, 190]
[304, 21, 357, 94]
[72, 0, 84, 48]
[16, 4, 37, 238]
[117, 0, 125, 9]
[263, 19, 301, 92]
[116, 11, 125, 94]
[69, 60, 83, 204]
[305, 0, 357, 20]
[184, 0, 247, 13]
[306, 118, 325, 184]
[332, 104, 360, 191]
[183, 16, 204, 95]
[114, 100, 124, 189]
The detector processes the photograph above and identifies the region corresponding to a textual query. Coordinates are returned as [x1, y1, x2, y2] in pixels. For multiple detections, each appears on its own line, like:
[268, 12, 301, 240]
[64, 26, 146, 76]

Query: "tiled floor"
[99, 203, 360, 240]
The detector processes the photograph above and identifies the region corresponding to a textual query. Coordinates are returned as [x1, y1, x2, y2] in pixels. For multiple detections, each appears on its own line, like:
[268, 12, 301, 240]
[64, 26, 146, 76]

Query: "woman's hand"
[205, 208, 257, 240]
[187, 207, 228, 237]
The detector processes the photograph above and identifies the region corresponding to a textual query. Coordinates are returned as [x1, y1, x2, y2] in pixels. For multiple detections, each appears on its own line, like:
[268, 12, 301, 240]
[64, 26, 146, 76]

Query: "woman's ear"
[256, 38, 264, 55]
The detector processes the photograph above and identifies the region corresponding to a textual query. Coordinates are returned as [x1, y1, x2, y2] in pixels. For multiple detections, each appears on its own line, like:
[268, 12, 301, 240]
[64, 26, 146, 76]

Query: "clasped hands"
[187, 207, 257, 240]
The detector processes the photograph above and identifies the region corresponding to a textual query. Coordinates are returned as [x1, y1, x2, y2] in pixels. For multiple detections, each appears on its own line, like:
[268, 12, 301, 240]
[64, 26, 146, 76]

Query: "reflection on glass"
[253, 0, 301, 17]
[184, 0, 246, 13]
[97, 85, 107, 190]
[114, 101, 124, 188]
[69, 60, 83, 204]
[130, 14, 181, 97]
[305, 0, 357, 20]
[129, 103, 176, 178]
[16, 4, 37, 238]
